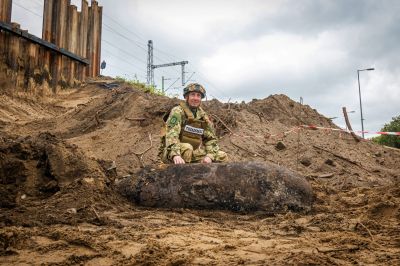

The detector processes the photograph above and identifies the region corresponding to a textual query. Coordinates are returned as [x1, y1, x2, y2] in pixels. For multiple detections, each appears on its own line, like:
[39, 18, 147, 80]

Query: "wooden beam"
[0, 21, 89, 64]
[0, 0, 12, 23]
[342, 107, 361, 142]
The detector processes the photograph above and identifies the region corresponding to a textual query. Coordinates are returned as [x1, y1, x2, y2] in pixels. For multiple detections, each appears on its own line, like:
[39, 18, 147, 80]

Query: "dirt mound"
[1, 78, 399, 264]
[246, 94, 337, 127]
[0, 132, 105, 207]
[0, 132, 125, 229]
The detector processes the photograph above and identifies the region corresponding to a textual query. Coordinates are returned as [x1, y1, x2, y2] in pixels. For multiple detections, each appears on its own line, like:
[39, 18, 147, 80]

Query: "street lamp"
[357, 68, 374, 138]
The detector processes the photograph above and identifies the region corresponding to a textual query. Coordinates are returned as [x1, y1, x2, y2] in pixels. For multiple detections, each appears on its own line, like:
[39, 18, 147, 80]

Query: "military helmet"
[183, 83, 206, 99]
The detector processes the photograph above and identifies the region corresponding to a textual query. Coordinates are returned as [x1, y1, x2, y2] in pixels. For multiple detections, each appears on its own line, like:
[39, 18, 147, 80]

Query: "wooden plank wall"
[0, 0, 102, 93]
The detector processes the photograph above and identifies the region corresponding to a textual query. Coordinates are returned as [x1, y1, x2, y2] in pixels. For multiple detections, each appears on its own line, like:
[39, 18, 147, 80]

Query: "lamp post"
[357, 68, 374, 138]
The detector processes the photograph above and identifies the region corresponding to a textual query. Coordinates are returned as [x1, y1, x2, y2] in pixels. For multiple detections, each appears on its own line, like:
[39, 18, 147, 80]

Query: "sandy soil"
[1, 78, 399, 265]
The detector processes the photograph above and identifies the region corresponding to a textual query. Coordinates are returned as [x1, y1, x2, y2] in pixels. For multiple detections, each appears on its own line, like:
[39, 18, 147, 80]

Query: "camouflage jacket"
[165, 101, 221, 160]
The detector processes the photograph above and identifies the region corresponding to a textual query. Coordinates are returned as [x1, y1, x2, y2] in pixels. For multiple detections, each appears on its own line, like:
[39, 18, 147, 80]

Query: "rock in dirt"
[300, 157, 312, 167]
[325, 159, 336, 166]
[275, 141, 286, 151]
[318, 173, 334, 178]
[116, 161, 314, 213]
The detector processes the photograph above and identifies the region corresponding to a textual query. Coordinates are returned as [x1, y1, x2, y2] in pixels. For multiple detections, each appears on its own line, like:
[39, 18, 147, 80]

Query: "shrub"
[372, 115, 400, 149]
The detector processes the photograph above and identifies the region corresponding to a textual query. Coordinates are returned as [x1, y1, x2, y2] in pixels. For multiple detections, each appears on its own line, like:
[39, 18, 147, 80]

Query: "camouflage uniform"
[160, 101, 227, 163]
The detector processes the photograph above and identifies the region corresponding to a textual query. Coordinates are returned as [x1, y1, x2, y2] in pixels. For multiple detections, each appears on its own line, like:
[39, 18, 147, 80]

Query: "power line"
[148, 42, 229, 98]
[184, 59, 229, 100]
[31, 0, 43, 9]
[165, 77, 180, 92]
[12, 2, 227, 99]
[102, 48, 146, 74]
[103, 12, 184, 67]
[101, 19, 184, 79]
[105, 63, 146, 80]
[102, 24, 176, 80]
[154, 47, 181, 63]
[103, 23, 148, 52]
[103, 13, 147, 43]
[105, 62, 146, 79]
[103, 22, 179, 76]
[102, 38, 147, 64]
[13, 1, 42, 18]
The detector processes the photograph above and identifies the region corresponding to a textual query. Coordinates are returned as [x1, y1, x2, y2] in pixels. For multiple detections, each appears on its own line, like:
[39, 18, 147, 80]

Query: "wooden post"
[61, 0, 71, 88]
[0, 29, 7, 60]
[0, 0, 12, 23]
[8, 23, 19, 71]
[42, 0, 54, 73]
[49, 0, 59, 89]
[72, 5, 79, 84]
[91, 0, 98, 77]
[7, 23, 20, 90]
[42, 0, 54, 41]
[18, 29, 28, 89]
[51, 0, 69, 89]
[79, 0, 88, 81]
[0, 0, 12, 60]
[342, 107, 361, 142]
[67, 5, 78, 85]
[87, 0, 102, 78]
[27, 41, 37, 90]
[86, 2, 94, 77]
[96, 5, 102, 77]
[76, 9, 81, 81]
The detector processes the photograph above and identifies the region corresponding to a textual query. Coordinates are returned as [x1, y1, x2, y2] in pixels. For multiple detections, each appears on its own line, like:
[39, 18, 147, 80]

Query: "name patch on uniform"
[184, 125, 204, 135]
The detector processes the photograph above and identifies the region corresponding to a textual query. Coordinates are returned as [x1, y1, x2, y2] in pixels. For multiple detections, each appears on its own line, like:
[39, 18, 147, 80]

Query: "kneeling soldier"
[160, 83, 228, 164]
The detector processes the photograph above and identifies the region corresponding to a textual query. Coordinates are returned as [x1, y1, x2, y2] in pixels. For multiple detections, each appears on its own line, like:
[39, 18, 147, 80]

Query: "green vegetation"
[115, 76, 165, 96]
[372, 115, 400, 149]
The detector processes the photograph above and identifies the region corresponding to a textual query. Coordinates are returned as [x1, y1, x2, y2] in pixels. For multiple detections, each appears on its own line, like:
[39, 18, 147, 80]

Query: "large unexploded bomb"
[116, 161, 314, 213]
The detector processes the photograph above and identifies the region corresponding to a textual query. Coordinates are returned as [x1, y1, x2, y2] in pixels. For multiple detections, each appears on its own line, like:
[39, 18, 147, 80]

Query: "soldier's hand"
[202, 156, 212, 164]
[173, 156, 185, 164]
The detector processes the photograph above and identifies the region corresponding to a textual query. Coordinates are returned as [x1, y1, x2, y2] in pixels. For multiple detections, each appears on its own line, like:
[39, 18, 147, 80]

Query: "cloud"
[9, 0, 400, 132]
[200, 30, 349, 95]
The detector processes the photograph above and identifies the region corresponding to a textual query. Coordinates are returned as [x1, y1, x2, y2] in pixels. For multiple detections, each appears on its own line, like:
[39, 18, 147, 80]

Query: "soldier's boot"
[192, 149, 228, 163]
[214, 150, 228, 162]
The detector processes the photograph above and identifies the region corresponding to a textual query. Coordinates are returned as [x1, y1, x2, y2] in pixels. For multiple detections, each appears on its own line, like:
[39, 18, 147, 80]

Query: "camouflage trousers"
[163, 143, 228, 163]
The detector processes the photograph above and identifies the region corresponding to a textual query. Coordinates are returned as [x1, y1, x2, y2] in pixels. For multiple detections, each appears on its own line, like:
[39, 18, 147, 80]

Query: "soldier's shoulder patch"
[168, 115, 179, 127]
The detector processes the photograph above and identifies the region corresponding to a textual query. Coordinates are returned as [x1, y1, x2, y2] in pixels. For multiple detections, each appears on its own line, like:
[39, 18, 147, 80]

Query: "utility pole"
[181, 64, 185, 86]
[147, 40, 153, 85]
[152, 61, 188, 87]
[146, 40, 188, 87]
[161, 76, 171, 94]
[357, 68, 374, 138]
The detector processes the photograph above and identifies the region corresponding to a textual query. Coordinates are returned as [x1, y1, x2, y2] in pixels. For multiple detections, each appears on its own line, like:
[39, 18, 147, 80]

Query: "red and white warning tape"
[299, 125, 400, 136]
[230, 125, 399, 141]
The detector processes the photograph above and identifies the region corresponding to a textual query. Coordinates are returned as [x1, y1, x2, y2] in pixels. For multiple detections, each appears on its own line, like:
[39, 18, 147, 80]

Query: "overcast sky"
[11, 0, 400, 135]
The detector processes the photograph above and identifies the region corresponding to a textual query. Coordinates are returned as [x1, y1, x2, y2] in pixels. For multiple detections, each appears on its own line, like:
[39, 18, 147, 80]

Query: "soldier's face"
[186, 92, 202, 108]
